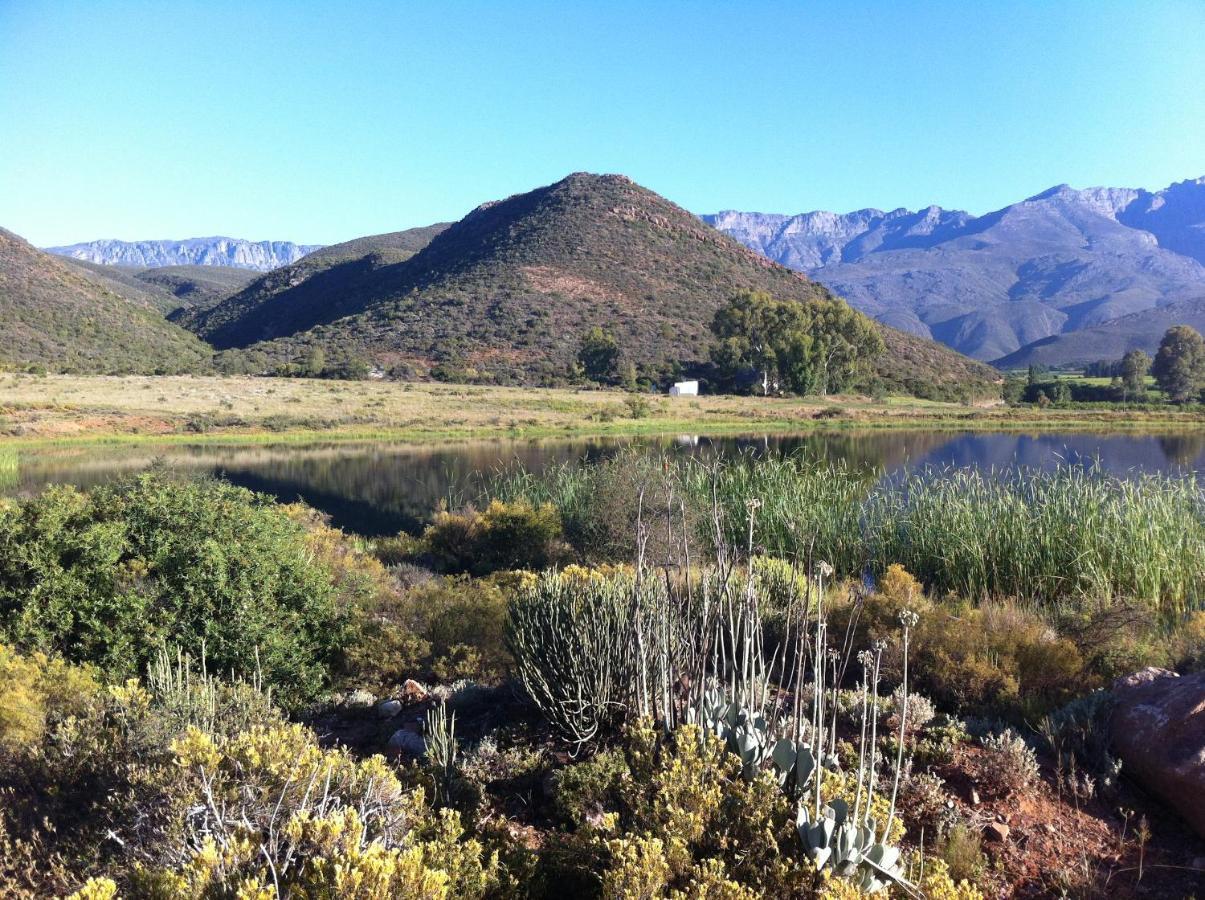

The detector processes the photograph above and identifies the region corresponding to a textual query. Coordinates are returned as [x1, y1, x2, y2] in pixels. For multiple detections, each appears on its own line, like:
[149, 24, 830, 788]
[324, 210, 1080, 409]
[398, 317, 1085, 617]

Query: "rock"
[983, 822, 1010, 842]
[377, 699, 402, 718]
[969, 788, 980, 806]
[1111, 667, 1205, 839]
[388, 728, 427, 756]
[401, 679, 429, 704]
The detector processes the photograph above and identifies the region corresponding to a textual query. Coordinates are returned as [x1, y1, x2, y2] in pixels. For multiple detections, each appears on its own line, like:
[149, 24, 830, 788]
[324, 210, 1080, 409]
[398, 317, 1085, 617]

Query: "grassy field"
[1, 374, 1204, 447]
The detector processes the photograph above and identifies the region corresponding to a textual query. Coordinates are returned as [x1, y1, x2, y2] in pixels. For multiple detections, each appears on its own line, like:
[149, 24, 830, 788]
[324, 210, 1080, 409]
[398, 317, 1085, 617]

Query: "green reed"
[485, 452, 1203, 610]
[867, 466, 1204, 609]
[0, 447, 17, 489]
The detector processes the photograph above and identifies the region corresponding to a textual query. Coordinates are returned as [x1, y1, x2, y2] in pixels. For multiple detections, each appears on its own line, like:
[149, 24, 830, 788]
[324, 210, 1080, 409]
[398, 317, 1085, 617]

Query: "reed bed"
[868, 467, 1204, 608]
[0, 447, 17, 489]
[486, 452, 1204, 610]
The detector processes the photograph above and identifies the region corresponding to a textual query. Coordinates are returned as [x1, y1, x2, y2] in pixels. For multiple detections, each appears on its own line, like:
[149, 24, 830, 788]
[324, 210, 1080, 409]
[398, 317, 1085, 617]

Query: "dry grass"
[0, 374, 1202, 446]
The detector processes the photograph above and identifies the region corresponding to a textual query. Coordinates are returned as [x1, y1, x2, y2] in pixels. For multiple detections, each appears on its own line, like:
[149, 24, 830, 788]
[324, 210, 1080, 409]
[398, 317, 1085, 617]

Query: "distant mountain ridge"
[47, 237, 323, 271]
[704, 177, 1205, 367]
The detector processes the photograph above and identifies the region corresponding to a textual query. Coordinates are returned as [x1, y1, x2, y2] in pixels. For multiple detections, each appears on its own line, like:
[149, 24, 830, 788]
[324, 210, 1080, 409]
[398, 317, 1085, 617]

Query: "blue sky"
[1, 1, 1202, 246]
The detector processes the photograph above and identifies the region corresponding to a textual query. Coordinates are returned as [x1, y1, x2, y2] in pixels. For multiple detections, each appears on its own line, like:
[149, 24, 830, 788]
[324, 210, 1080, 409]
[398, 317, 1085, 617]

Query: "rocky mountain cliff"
[47, 237, 323, 271]
[705, 178, 1205, 367]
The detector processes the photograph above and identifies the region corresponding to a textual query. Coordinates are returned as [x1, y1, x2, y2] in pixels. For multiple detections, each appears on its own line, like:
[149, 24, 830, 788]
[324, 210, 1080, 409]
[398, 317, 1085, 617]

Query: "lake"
[2, 430, 1202, 535]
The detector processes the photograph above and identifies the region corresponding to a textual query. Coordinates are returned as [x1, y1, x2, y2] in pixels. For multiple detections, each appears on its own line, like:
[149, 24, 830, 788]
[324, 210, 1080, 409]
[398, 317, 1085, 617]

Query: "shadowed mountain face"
[47, 237, 323, 271]
[0, 228, 213, 373]
[57, 258, 258, 315]
[185, 173, 999, 396]
[705, 178, 1205, 367]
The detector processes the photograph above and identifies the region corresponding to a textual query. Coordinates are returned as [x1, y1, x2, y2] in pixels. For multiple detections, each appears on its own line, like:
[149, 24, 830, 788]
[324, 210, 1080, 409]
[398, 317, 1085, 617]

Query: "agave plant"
[796, 799, 909, 894]
[689, 684, 775, 778]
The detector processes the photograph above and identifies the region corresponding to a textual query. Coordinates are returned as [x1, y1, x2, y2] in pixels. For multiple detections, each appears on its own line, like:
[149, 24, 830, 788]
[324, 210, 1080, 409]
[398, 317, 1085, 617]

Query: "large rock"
[1111, 667, 1205, 838]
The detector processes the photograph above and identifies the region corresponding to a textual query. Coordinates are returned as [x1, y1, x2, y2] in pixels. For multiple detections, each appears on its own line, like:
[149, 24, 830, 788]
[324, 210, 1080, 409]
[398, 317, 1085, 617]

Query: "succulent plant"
[796, 799, 911, 894]
[690, 685, 774, 778]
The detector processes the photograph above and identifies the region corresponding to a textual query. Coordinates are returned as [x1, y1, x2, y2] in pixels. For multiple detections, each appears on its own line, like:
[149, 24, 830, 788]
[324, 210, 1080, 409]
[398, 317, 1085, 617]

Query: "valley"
[3, 374, 1203, 447]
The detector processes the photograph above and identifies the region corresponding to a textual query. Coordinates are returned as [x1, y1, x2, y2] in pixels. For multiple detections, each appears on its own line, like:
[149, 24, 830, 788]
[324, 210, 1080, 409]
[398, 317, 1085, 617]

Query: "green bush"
[0, 475, 348, 706]
[507, 569, 672, 745]
[421, 500, 567, 575]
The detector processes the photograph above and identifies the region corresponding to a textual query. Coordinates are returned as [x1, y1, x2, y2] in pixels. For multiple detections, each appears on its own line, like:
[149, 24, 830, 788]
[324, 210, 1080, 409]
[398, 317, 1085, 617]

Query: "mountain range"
[47, 237, 322, 271]
[704, 177, 1205, 367]
[179, 172, 996, 396]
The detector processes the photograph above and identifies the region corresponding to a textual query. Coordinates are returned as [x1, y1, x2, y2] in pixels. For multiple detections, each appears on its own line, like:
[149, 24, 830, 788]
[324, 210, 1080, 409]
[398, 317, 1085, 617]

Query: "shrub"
[507, 570, 653, 745]
[0, 644, 98, 754]
[345, 574, 514, 690]
[553, 748, 631, 828]
[909, 601, 1090, 719]
[0, 476, 348, 706]
[422, 500, 567, 575]
[978, 728, 1041, 799]
[135, 723, 500, 898]
[938, 823, 987, 886]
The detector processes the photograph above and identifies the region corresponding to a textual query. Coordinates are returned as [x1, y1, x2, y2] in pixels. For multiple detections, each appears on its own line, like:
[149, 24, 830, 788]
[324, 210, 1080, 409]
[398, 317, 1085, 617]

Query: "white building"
[668, 380, 699, 397]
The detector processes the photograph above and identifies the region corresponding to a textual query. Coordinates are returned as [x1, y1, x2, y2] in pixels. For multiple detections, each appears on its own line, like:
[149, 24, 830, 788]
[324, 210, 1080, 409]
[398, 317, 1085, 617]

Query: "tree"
[1119, 349, 1151, 401]
[577, 327, 620, 383]
[303, 346, 326, 378]
[1151, 325, 1205, 403]
[710, 290, 884, 396]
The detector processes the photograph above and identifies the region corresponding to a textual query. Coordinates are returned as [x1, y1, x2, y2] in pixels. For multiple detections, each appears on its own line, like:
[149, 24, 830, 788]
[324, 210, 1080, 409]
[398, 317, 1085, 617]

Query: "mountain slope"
[56, 257, 185, 315]
[0, 228, 213, 373]
[705, 178, 1205, 366]
[58, 259, 257, 315]
[133, 265, 258, 312]
[994, 298, 1205, 369]
[47, 237, 322, 271]
[190, 173, 997, 396]
[180, 224, 451, 338]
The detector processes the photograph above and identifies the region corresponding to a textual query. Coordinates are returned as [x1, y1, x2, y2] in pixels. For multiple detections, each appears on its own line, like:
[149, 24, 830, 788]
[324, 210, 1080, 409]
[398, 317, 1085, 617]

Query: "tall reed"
[867, 466, 1204, 609]
[0, 447, 16, 490]
[486, 451, 1204, 609]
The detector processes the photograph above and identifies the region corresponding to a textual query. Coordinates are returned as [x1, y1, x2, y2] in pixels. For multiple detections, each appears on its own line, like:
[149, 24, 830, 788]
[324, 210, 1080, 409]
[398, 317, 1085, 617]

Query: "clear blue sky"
[2, 0, 1202, 246]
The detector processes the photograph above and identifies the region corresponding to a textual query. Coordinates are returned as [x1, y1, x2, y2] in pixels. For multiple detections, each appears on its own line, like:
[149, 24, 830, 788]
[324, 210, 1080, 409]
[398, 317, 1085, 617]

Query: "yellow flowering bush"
[0, 644, 99, 753]
[137, 722, 498, 899]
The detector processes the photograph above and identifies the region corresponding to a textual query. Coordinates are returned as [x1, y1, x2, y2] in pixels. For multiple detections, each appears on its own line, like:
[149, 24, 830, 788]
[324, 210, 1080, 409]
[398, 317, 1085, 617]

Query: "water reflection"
[3, 430, 1201, 535]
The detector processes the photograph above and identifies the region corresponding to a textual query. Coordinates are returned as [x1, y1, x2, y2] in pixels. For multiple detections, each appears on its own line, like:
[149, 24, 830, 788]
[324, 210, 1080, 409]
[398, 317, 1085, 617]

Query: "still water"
[3, 430, 1202, 535]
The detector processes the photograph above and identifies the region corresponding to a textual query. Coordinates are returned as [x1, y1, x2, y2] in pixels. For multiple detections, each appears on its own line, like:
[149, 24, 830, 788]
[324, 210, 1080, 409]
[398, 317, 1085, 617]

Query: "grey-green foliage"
[145, 645, 280, 740]
[1039, 690, 1121, 795]
[424, 699, 458, 801]
[689, 685, 778, 779]
[797, 798, 906, 893]
[506, 570, 687, 746]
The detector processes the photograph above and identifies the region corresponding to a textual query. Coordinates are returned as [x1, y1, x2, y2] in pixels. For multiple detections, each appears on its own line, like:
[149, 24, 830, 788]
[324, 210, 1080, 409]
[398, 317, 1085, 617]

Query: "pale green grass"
[1, 374, 1202, 448]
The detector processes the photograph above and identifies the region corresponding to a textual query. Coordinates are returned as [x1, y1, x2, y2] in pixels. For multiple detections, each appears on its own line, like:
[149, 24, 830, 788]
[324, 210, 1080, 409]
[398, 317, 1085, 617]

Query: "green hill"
[0, 228, 213, 374]
[180, 224, 451, 341]
[136, 265, 257, 312]
[188, 173, 1000, 395]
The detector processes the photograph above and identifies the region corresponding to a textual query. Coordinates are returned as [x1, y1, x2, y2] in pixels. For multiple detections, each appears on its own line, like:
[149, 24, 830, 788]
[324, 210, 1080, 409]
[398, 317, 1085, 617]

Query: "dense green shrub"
[421, 500, 568, 575]
[347, 574, 515, 689]
[0, 475, 348, 706]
